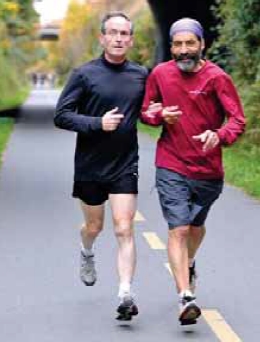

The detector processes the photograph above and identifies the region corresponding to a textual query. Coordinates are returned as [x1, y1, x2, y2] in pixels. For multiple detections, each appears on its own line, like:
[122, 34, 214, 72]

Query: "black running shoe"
[179, 291, 201, 324]
[116, 294, 138, 321]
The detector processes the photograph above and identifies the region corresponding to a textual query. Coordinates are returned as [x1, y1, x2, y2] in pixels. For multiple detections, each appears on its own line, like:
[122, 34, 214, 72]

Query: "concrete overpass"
[38, 24, 60, 41]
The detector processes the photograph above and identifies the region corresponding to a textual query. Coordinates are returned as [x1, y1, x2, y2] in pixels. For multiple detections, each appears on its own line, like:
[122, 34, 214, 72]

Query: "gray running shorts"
[156, 167, 223, 229]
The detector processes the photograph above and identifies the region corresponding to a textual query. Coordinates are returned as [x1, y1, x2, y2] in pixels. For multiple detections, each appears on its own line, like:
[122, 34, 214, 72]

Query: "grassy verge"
[223, 145, 260, 198]
[138, 122, 260, 200]
[0, 84, 29, 169]
[0, 118, 14, 168]
[138, 121, 161, 139]
[0, 87, 29, 112]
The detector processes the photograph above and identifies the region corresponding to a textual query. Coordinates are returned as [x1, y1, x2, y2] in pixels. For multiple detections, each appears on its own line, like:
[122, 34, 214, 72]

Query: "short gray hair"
[101, 12, 133, 35]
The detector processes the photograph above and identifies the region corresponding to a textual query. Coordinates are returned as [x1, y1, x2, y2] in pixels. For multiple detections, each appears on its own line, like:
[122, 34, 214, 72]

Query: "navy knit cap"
[169, 18, 204, 40]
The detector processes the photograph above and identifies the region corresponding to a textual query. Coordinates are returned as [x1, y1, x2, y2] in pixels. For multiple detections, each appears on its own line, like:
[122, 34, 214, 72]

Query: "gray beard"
[176, 59, 198, 72]
[175, 50, 202, 72]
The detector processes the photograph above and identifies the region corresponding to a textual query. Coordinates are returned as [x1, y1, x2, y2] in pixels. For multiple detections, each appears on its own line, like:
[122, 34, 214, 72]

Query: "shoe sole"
[180, 318, 197, 326]
[82, 280, 96, 286]
[179, 303, 201, 323]
[81, 276, 97, 286]
[116, 303, 138, 321]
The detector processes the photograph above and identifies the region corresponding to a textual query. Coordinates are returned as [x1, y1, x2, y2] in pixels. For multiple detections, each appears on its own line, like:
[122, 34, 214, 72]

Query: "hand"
[162, 106, 182, 124]
[193, 130, 220, 152]
[145, 101, 163, 117]
[102, 107, 124, 131]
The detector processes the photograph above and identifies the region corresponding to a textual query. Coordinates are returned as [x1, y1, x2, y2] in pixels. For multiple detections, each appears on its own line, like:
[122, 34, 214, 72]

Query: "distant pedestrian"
[141, 18, 245, 325]
[31, 72, 37, 87]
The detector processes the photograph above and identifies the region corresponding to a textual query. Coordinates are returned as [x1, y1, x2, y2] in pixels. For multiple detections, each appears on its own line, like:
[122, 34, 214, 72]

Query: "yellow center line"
[202, 310, 242, 342]
[142, 232, 166, 249]
[164, 263, 242, 341]
[134, 210, 145, 222]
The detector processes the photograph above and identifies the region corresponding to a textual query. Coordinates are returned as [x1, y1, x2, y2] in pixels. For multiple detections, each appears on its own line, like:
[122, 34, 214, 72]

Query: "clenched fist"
[102, 107, 124, 131]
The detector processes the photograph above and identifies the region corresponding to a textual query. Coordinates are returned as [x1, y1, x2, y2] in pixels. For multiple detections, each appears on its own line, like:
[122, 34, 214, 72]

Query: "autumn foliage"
[0, 0, 39, 110]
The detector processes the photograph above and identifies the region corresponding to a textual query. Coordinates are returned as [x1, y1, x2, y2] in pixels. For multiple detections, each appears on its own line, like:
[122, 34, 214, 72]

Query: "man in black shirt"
[54, 12, 147, 321]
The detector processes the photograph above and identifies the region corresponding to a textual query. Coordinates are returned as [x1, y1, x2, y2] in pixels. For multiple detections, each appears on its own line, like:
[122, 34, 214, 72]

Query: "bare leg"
[188, 225, 206, 261]
[168, 225, 202, 323]
[109, 194, 137, 285]
[80, 201, 104, 249]
[168, 225, 190, 293]
[168, 225, 205, 293]
[79, 201, 104, 286]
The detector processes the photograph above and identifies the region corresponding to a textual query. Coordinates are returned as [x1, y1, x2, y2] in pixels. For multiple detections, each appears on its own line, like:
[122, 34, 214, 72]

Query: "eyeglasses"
[104, 29, 132, 39]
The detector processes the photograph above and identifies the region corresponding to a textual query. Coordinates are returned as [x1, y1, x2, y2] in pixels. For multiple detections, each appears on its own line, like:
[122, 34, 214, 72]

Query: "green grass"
[0, 87, 29, 112]
[138, 121, 260, 200]
[138, 121, 161, 139]
[223, 145, 260, 198]
[0, 85, 29, 169]
[0, 118, 14, 168]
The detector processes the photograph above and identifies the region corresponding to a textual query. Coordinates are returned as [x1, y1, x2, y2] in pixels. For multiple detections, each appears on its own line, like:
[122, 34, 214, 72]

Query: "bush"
[129, 9, 156, 68]
[0, 51, 28, 110]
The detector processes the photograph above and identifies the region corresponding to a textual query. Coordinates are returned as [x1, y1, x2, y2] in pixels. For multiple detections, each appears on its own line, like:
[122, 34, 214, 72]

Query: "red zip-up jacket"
[141, 60, 245, 180]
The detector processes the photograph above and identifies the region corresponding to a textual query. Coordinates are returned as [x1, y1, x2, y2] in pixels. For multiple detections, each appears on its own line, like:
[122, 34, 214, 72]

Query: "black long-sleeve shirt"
[54, 55, 148, 181]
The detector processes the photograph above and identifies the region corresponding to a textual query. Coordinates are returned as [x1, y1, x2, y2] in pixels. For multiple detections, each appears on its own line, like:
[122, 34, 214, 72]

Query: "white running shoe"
[80, 251, 97, 286]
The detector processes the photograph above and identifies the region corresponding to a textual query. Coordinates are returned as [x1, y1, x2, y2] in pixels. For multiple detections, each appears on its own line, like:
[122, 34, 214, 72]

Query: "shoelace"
[81, 253, 94, 267]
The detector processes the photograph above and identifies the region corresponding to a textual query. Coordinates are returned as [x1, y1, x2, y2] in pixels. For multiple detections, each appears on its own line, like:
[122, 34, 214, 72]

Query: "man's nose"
[180, 43, 189, 53]
[115, 34, 123, 42]
[115, 32, 123, 38]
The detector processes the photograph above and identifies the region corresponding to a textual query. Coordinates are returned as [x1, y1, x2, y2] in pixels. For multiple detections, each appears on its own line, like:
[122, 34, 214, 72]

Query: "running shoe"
[179, 290, 201, 325]
[80, 251, 97, 286]
[116, 293, 138, 321]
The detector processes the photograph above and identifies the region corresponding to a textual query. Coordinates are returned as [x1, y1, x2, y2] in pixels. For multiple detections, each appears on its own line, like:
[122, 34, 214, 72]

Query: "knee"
[170, 226, 190, 242]
[190, 225, 206, 238]
[82, 220, 103, 237]
[114, 219, 133, 240]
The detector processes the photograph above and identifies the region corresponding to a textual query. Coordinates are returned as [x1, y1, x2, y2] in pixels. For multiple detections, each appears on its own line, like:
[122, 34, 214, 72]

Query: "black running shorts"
[72, 172, 138, 206]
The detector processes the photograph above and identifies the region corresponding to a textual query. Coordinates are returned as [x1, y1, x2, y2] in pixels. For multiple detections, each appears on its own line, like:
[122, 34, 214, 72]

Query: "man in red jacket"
[141, 18, 245, 325]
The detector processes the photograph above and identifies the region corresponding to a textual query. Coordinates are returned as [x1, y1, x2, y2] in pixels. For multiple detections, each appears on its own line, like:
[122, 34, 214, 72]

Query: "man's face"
[171, 32, 205, 72]
[99, 16, 133, 63]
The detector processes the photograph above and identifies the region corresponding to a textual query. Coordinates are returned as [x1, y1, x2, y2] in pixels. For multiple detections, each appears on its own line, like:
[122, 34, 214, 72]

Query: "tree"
[50, 1, 100, 82]
[210, 0, 260, 147]
[0, 0, 39, 110]
[210, 0, 260, 83]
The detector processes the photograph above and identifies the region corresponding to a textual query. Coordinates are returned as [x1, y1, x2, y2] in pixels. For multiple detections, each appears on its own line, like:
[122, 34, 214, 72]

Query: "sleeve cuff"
[90, 117, 102, 131]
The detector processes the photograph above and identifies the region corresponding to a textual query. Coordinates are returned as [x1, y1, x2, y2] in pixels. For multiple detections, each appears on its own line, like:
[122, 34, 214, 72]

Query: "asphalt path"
[0, 89, 259, 341]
